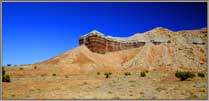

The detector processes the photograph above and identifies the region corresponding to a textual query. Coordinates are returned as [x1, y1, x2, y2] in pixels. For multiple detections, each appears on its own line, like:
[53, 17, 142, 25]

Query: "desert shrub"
[167, 40, 171, 43]
[83, 82, 88, 85]
[104, 72, 112, 78]
[65, 75, 69, 78]
[3, 75, 10, 82]
[141, 72, 146, 77]
[198, 73, 205, 78]
[2, 67, 11, 82]
[34, 66, 37, 69]
[145, 70, 149, 73]
[2, 68, 5, 75]
[11, 94, 16, 97]
[107, 91, 112, 94]
[175, 71, 195, 81]
[97, 72, 100, 75]
[52, 73, 56, 76]
[19, 68, 23, 70]
[124, 72, 131, 76]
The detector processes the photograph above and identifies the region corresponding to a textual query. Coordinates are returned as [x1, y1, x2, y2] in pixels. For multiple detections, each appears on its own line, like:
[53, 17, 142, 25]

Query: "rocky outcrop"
[79, 30, 146, 54]
[79, 27, 207, 54]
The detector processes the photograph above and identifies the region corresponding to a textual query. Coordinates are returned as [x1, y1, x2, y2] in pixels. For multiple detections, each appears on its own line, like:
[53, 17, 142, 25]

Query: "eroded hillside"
[36, 27, 208, 72]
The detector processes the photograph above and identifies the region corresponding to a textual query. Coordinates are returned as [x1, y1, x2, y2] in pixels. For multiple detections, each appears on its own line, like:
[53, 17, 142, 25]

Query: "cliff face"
[79, 30, 146, 54]
[79, 27, 207, 54]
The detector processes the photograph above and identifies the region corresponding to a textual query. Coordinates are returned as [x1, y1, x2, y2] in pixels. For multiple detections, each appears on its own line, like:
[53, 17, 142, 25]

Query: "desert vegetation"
[198, 73, 205, 78]
[97, 72, 100, 75]
[104, 72, 112, 78]
[34, 66, 37, 69]
[140, 72, 146, 77]
[52, 73, 57, 76]
[175, 71, 195, 81]
[2, 67, 10, 82]
[2, 65, 207, 99]
[124, 72, 131, 76]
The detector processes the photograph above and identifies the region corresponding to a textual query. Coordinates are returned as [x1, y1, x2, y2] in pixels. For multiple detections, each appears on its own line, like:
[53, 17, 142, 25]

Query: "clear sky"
[2, 2, 207, 66]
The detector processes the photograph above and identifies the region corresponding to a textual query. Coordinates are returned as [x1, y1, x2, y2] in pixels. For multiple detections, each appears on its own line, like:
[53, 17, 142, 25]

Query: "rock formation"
[38, 27, 207, 71]
[79, 30, 146, 54]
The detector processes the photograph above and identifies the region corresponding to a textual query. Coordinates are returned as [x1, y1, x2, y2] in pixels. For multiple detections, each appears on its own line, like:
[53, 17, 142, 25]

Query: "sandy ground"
[2, 66, 207, 100]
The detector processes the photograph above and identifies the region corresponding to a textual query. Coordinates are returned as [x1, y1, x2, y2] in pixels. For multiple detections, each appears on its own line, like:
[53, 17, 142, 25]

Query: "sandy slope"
[32, 27, 207, 73]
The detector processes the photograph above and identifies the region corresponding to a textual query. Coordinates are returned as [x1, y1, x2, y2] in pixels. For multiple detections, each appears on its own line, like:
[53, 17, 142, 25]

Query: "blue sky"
[2, 2, 207, 66]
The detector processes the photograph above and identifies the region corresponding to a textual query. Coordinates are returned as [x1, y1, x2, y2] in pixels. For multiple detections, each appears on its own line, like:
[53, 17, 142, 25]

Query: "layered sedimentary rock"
[79, 30, 146, 54]
[79, 27, 207, 54]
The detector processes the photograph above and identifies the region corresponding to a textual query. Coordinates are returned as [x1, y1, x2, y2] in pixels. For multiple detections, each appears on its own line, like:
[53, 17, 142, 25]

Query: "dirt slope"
[123, 27, 207, 71]
[37, 45, 142, 73]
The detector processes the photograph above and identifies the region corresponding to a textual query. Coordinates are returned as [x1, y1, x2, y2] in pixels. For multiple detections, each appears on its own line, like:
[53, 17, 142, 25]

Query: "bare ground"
[2, 66, 207, 100]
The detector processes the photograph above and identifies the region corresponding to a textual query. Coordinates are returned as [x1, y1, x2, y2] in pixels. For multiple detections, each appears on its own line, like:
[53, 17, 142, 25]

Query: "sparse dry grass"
[2, 66, 207, 100]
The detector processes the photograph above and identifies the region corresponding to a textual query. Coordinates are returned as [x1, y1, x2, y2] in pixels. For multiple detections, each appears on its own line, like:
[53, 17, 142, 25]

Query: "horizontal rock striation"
[79, 27, 207, 54]
[79, 30, 146, 54]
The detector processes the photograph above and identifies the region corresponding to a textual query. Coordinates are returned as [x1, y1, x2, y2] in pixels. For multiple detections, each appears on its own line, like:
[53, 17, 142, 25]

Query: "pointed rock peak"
[90, 30, 101, 33]
[88, 30, 105, 36]
[80, 30, 105, 38]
